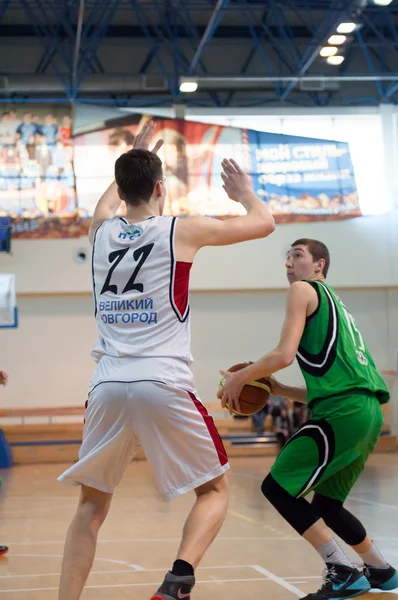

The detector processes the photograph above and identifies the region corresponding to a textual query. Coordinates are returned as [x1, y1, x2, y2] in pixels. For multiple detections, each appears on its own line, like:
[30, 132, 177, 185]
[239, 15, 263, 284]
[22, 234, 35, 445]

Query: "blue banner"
[245, 130, 359, 220]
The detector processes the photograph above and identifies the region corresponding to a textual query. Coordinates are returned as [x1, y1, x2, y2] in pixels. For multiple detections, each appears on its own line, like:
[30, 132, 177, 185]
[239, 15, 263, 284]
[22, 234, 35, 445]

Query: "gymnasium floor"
[1, 454, 398, 599]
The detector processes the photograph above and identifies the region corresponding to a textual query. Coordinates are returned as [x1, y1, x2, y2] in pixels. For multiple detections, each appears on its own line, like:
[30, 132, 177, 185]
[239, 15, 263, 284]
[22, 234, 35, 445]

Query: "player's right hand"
[266, 374, 283, 396]
[221, 158, 254, 203]
[133, 120, 164, 154]
[0, 371, 8, 386]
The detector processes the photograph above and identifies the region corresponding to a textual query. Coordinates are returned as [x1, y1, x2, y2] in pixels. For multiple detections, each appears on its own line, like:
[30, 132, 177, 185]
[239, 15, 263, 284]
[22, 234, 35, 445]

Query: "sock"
[358, 542, 389, 569]
[316, 539, 353, 568]
[171, 560, 194, 577]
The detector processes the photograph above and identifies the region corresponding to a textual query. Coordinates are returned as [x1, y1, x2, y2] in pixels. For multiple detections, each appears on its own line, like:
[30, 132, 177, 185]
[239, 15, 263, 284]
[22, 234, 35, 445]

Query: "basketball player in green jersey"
[219, 239, 398, 599]
[0, 370, 9, 556]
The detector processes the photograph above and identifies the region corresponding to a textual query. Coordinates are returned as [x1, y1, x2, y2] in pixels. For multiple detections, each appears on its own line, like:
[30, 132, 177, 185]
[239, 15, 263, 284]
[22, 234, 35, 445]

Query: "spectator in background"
[64, 140, 73, 163]
[39, 114, 58, 146]
[35, 134, 52, 176]
[0, 113, 13, 147]
[60, 162, 75, 189]
[0, 165, 7, 191]
[7, 110, 21, 141]
[15, 132, 29, 170]
[252, 406, 268, 436]
[16, 113, 38, 145]
[270, 399, 292, 449]
[251, 393, 293, 447]
[52, 140, 67, 173]
[21, 159, 40, 190]
[292, 400, 309, 433]
[59, 115, 72, 146]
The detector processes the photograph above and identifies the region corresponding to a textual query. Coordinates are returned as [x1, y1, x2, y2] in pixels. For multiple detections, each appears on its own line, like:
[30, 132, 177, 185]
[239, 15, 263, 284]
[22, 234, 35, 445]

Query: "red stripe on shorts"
[188, 392, 228, 467]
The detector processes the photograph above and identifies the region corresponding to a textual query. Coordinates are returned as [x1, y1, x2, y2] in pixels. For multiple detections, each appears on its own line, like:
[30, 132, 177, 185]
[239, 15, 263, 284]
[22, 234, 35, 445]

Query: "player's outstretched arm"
[88, 121, 163, 244]
[176, 159, 275, 254]
[218, 282, 314, 413]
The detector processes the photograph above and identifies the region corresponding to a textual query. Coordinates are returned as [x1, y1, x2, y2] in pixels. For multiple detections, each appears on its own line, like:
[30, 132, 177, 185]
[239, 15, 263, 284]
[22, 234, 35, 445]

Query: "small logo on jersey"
[356, 351, 369, 366]
[118, 226, 142, 241]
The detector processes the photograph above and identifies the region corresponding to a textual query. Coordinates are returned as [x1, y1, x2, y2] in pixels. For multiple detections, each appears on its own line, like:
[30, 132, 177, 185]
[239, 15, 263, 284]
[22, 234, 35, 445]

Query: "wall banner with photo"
[0, 107, 361, 240]
[0, 105, 77, 238]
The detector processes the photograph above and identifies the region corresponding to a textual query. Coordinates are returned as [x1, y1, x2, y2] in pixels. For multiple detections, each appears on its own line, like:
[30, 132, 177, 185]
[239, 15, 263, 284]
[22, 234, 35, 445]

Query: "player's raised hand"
[221, 158, 254, 202]
[0, 371, 8, 386]
[133, 120, 164, 154]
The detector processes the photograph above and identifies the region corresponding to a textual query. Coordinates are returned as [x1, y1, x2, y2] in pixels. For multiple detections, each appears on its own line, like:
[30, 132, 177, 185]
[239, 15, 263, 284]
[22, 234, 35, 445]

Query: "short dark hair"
[115, 149, 163, 206]
[292, 238, 330, 277]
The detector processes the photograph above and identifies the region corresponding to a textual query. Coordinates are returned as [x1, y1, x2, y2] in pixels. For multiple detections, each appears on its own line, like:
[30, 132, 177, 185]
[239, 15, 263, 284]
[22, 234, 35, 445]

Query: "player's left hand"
[133, 120, 164, 154]
[0, 371, 8, 386]
[218, 369, 244, 416]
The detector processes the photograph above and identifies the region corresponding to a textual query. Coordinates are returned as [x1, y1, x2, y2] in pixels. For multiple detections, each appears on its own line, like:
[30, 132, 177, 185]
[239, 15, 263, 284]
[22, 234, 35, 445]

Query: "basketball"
[219, 362, 271, 416]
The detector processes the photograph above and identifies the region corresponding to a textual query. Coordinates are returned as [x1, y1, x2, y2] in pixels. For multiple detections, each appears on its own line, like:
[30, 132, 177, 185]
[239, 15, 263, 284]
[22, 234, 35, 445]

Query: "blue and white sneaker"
[363, 563, 398, 591]
[302, 563, 371, 599]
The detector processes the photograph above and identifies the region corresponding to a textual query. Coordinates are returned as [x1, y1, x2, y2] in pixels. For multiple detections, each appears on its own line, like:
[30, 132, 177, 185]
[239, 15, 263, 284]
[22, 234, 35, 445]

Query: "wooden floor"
[1, 454, 398, 599]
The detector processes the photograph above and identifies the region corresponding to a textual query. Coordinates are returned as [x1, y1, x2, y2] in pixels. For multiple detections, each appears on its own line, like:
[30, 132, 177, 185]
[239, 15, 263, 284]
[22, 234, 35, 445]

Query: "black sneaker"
[302, 563, 371, 599]
[151, 571, 195, 600]
[363, 564, 398, 591]
[0, 546, 8, 556]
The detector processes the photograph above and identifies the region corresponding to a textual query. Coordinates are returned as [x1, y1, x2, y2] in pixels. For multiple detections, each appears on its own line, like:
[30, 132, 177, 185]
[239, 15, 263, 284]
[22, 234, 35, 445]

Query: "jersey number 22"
[100, 244, 154, 295]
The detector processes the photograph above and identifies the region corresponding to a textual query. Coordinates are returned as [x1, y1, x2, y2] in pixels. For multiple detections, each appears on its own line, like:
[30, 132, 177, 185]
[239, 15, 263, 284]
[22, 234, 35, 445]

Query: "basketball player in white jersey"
[57, 121, 275, 600]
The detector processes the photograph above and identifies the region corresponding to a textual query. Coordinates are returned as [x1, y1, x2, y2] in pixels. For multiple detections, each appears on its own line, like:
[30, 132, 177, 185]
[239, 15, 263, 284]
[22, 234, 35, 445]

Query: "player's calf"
[152, 474, 228, 600]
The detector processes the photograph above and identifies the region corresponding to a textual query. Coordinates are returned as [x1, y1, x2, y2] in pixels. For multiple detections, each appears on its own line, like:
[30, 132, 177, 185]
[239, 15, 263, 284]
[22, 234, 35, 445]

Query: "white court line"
[0, 577, 270, 593]
[6, 554, 144, 572]
[0, 564, 256, 580]
[0, 569, 324, 581]
[252, 565, 306, 598]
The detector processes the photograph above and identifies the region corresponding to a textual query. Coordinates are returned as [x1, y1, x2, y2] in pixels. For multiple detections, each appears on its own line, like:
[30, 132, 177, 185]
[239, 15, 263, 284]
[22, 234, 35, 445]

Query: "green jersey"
[297, 281, 390, 408]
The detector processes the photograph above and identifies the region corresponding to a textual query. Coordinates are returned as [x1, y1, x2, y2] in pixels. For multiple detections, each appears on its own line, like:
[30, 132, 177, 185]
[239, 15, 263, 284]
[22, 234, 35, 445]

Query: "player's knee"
[261, 474, 319, 535]
[78, 485, 112, 528]
[261, 473, 279, 503]
[195, 473, 228, 500]
[312, 493, 343, 517]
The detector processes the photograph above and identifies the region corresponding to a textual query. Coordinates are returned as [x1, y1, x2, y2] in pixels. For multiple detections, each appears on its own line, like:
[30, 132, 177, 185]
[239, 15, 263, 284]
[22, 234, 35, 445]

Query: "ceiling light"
[179, 80, 198, 93]
[327, 55, 345, 66]
[328, 34, 347, 45]
[373, 0, 393, 5]
[320, 46, 338, 57]
[336, 22, 357, 34]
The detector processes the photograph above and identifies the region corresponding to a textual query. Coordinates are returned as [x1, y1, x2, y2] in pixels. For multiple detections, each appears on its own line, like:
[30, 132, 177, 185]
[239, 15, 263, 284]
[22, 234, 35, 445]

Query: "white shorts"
[58, 378, 229, 501]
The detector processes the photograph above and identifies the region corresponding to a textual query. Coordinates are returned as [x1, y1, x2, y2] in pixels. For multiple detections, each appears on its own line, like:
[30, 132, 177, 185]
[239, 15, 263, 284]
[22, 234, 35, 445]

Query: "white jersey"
[91, 216, 192, 364]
